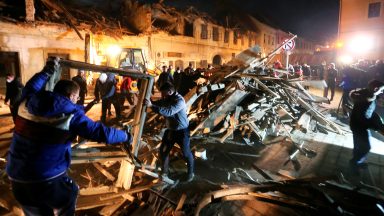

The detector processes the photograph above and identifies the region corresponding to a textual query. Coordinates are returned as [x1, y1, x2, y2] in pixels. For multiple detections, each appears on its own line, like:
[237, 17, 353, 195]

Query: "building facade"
[339, 0, 384, 60]
[0, 2, 320, 92]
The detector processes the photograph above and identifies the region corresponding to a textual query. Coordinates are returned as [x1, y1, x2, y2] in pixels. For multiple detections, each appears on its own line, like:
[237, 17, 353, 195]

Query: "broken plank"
[175, 193, 187, 212]
[115, 161, 135, 189]
[100, 182, 159, 201]
[219, 114, 235, 143]
[252, 164, 274, 180]
[99, 198, 126, 216]
[138, 169, 175, 184]
[72, 148, 126, 157]
[76, 195, 124, 211]
[79, 186, 117, 196]
[93, 162, 116, 181]
[277, 169, 297, 180]
[191, 90, 248, 135]
[297, 112, 311, 133]
[228, 152, 260, 158]
[296, 97, 342, 134]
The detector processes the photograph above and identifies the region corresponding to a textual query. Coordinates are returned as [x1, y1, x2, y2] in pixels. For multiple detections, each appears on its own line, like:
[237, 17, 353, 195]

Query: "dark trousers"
[341, 89, 351, 115]
[101, 97, 121, 122]
[11, 175, 78, 216]
[351, 128, 371, 165]
[160, 128, 194, 175]
[324, 81, 336, 100]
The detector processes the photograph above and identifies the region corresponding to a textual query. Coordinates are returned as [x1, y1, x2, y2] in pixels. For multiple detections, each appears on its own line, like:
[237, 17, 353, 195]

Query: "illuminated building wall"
[339, 0, 384, 60]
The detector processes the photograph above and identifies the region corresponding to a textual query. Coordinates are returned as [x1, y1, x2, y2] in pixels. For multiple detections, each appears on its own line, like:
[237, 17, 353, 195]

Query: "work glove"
[44, 56, 60, 76]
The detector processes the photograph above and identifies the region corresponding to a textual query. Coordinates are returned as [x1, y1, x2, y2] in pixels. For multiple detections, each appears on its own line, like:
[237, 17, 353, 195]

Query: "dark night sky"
[3, 0, 340, 42]
[160, 0, 340, 43]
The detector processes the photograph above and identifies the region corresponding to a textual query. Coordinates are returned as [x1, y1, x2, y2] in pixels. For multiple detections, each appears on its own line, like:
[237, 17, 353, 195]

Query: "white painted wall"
[0, 22, 85, 83]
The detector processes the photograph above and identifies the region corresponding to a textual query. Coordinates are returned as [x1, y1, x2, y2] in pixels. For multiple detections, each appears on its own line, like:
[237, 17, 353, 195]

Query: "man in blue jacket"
[144, 82, 194, 182]
[6, 58, 132, 216]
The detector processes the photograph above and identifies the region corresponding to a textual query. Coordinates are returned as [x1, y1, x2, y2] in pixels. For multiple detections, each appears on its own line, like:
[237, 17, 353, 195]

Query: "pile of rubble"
[2, 39, 384, 215]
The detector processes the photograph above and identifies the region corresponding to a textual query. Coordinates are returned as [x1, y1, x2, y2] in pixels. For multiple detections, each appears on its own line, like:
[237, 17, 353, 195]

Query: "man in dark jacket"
[173, 67, 183, 93]
[325, 63, 338, 101]
[144, 82, 194, 182]
[156, 65, 173, 90]
[94, 73, 121, 123]
[4, 71, 23, 122]
[349, 79, 384, 172]
[71, 69, 87, 105]
[6, 59, 131, 216]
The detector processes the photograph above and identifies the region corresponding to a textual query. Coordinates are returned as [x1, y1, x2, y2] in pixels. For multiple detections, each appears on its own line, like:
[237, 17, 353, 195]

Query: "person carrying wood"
[144, 82, 195, 182]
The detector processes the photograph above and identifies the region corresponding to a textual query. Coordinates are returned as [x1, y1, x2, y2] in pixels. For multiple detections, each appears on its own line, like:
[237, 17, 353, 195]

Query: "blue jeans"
[11, 175, 78, 216]
[160, 128, 194, 175]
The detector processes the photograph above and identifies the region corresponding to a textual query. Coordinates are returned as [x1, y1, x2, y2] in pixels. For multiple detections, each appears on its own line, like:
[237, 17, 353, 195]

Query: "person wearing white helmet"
[94, 73, 120, 122]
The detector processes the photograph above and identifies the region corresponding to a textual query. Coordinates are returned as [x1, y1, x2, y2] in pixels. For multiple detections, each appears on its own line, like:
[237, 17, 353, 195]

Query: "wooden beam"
[76, 196, 124, 210]
[99, 182, 159, 201]
[99, 199, 126, 216]
[25, 0, 35, 22]
[59, 59, 153, 79]
[296, 97, 342, 134]
[93, 162, 116, 181]
[115, 161, 135, 189]
[175, 193, 187, 212]
[138, 169, 175, 184]
[79, 186, 117, 196]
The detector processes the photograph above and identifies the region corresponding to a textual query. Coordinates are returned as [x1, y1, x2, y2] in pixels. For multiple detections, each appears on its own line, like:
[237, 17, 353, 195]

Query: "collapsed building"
[0, 1, 384, 216]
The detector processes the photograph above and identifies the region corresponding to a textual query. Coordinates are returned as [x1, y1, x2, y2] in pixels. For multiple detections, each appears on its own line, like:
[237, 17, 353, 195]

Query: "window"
[271, 37, 274, 45]
[0, 52, 20, 79]
[248, 35, 252, 47]
[241, 35, 245, 46]
[264, 34, 266, 44]
[184, 22, 194, 37]
[368, 2, 381, 18]
[212, 27, 219, 41]
[234, 31, 238, 45]
[200, 60, 208, 68]
[224, 30, 229, 43]
[201, 24, 208, 39]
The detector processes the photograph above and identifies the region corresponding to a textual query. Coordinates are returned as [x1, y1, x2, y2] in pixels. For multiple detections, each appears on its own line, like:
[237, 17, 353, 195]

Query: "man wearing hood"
[6, 58, 132, 215]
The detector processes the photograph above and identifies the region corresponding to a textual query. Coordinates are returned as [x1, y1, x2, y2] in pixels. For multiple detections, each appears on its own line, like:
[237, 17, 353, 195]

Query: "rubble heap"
[2, 39, 383, 216]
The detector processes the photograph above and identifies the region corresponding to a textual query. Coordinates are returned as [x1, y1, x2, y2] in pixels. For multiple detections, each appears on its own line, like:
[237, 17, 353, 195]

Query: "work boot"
[186, 173, 195, 182]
